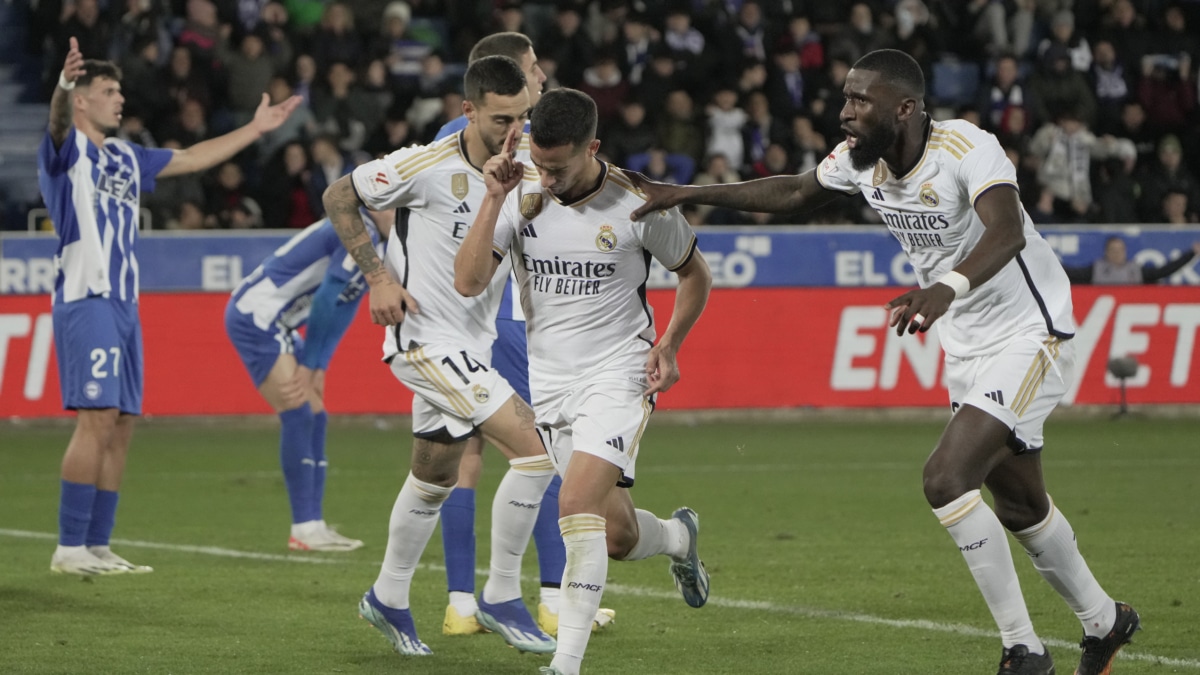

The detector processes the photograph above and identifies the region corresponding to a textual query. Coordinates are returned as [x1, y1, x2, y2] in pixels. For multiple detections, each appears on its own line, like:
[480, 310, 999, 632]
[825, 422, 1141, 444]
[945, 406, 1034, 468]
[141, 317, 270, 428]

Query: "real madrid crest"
[871, 162, 888, 186]
[451, 173, 469, 200]
[919, 182, 940, 207]
[596, 224, 617, 252]
[520, 193, 544, 219]
[472, 384, 490, 404]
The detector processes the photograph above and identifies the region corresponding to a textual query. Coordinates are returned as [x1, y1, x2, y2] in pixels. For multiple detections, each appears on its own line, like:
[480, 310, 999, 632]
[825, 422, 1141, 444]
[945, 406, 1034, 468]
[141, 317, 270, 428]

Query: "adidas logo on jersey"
[605, 437, 625, 452]
[521, 223, 538, 238]
[870, 187, 884, 201]
[453, 202, 471, 214]
[983, 390, 1005, 405]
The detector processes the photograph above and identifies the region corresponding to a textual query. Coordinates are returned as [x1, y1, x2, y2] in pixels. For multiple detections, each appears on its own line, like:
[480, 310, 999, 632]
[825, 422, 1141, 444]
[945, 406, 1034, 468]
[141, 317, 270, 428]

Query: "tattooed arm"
[49, 37, 86, 147]
[323, 175, 419, 326]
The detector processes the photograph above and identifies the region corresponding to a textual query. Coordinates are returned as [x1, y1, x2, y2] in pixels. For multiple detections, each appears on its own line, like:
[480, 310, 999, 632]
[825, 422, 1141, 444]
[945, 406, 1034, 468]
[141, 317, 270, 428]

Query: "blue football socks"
[311, 410, 328, 521]
[534, 474, 567, 585]
[441, 487, 476, 593]
[85, 489, 120, 547]
[279, 403, 316, 524]
[58, 479, 97, 547]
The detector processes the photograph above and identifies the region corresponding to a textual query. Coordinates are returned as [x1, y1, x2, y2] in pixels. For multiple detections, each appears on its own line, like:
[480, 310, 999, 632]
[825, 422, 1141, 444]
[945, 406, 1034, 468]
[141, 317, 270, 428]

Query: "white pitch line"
[2, 528, 1196, 669]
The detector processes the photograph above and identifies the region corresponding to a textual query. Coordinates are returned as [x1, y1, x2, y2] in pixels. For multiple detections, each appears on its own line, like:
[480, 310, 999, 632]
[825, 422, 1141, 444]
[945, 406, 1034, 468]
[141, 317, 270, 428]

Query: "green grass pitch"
[1, 415, 1198, 674]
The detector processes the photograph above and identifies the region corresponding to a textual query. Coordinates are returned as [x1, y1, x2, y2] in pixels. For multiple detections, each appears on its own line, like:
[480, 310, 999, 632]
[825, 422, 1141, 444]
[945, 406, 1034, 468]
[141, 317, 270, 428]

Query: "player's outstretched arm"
[49, 37, 85, 146]
[323, 176, 418, 326]
[886, 185, 1026, 336]
[628, 169, 835, 221]
[455, 128, 523, 296]
[645, 251, 712, 396]
[158, 93, 301, 178]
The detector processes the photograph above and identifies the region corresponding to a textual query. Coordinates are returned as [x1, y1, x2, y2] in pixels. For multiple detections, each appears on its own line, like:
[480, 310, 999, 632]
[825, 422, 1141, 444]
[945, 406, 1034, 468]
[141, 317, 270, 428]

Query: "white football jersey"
[351, 132, 533, 358]
[816, 118, 1075, 357]
[491, 162, 698, 402]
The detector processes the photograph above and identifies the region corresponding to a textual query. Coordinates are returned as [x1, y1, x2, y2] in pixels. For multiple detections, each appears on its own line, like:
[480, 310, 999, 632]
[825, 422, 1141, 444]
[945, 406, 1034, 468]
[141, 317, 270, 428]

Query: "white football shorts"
[389, 343, 516, 441]
[536, 378, 655, 487]
[945, 334, 1075, 453]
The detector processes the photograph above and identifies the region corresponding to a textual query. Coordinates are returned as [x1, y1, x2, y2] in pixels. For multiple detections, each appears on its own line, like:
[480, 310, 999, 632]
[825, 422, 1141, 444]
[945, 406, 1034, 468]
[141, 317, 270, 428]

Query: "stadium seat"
[930, 57, 981, 107]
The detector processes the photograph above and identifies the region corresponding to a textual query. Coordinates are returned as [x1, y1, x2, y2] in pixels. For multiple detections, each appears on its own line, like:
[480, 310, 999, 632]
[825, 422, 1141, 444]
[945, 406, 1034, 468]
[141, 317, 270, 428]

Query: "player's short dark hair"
[530, 89, 596, 149]
[463, 55, 527, 103]
[852, 49, 925, 99]
[77, 60, 122, 88]
[468, 32, 533, 64]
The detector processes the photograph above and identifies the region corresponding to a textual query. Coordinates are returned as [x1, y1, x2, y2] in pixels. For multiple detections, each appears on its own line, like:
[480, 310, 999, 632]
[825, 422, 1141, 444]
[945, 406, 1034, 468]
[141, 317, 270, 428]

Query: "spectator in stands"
[977, 53, 1035, 136]
[364, 105, 416, 158]
[1115, 100, 1157, 165]
[206, 161, 264, 229]
[705, 86, 748, 172]
[307, 135, 353, 218]
[1027, 109, 1135, 223]
[165, 200, 209, 230]
[734, 59, 768, 100]
[729, 1, 768, 70]
[602, 100, 656, 166]
[615, 10, 657, 87]
[741, 89, 790, 169]
[361, 59, 395, 115]
[891, 0, 940, 78]
[1097, 0, 1151, 75]
[176, 0, 222, 67]
[540, 3, 594, 87]
[292, 54, 318, 106]
[159, 45, 213, 125]
[109, 0, 172, 67]
[783, 14, 824, 77]
[966, 0, 1035, 59]
[578, 51, 629, 132]
[807, 56, 849, 145]
[1136, 134, 1200, 222]
[312, 61, 383, 153]
[1036, 10, 1091, 72]
[312, 3, 363, 76]
[119, 38, 168, 126]
[1089, 39, 1132, 136]
[787, 114, 828, 175]
[636, 45, 684, 123]
[1160, 188, 1198, 225]
[662, 5, 706, 78]
[371, 1, 437, 90]
[219, 28, 294, 128]
[117, 113, 156, 148]
[1150, 4, 1199, 69]
[260, 141, 318, 229]
[748, 142, 794, 179]
[143, 139, 207, 230]
[625, 148, 695, 185]
[657, 89, 706, 163]
[692, 153, 743, 223]
[765, 41, 806, 119]
[161, 97, 212, 148]
[1062, 236, 1199, 284]
[51, 0, 110, 83]
[1136, 53, 1194, 137]
[829, 2, 891, 65]
[1091, 156, 1141, 224]
[1030, 43, 1097, 128]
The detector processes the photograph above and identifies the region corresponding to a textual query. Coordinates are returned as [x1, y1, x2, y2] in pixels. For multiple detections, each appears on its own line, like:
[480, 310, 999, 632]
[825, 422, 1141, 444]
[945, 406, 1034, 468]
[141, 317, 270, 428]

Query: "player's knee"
[75, 408, 121, 441]
[410, 434, 464, 486]
[992, 496, 1049, 532]
[922, 462, 974, 509]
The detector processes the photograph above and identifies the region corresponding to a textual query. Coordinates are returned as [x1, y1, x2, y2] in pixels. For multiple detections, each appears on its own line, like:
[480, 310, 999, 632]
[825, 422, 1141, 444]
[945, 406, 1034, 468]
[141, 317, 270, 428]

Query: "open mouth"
[842, 128, 858, 148]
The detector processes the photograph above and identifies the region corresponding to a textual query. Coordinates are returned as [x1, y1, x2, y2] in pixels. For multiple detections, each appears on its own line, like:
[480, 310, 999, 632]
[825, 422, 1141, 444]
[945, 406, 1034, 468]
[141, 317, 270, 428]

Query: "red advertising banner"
[2, 287, 1198, 417]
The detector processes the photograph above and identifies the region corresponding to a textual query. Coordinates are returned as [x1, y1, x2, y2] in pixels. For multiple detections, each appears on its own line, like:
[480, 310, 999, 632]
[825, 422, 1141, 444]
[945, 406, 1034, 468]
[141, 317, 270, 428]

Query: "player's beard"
[481, 131, 505, 158]
[848, 122, 897, 172]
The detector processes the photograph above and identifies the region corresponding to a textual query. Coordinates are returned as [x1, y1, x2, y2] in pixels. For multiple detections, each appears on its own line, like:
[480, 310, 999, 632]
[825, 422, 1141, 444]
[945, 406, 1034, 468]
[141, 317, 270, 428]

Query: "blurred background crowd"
[4, 0, 1200, 230]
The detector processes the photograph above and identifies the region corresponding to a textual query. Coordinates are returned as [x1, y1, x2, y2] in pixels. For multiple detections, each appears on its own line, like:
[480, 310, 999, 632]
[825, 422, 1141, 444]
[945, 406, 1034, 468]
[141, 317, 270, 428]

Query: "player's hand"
[250, 93, 302, 134]
[61, 37, 85, 85]
[279, 365, 311, 409]
[369, 276, 420, 326]
[310, 369, 326, 403]
[644, 343, 680, 396]
[885, 284, 956, 336]
[627, 171, 684, 221]
[483, 127, 525, 197]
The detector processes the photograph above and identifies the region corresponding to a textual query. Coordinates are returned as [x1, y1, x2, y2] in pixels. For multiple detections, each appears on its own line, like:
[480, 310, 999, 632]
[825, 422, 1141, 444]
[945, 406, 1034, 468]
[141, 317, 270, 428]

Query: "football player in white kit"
[455, 89, 714, 675]
[628, 49, 1139, 675]
[322, 55, 558, 658]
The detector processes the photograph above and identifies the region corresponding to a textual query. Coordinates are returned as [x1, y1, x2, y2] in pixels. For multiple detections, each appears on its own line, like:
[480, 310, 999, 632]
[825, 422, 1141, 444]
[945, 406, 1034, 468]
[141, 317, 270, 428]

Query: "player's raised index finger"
[70, 36, 79, 52]
[504, 127, 521, 156]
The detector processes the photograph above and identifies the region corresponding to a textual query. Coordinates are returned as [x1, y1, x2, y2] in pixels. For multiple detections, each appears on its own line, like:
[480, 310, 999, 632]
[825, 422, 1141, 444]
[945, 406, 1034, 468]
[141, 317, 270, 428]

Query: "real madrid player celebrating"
[629, 49, 1139, 675]
[322, 55, 558, 658]
[455, 88, 713, 675]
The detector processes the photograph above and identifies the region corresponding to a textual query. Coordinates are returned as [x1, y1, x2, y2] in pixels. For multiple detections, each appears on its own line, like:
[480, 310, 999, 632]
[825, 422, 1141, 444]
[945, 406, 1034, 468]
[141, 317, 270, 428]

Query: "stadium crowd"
[23, 0, 1200, 229]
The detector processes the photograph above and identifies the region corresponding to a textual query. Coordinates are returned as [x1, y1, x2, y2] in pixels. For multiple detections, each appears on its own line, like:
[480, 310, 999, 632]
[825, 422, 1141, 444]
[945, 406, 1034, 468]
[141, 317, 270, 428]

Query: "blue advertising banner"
[2, 226, 1198, 294]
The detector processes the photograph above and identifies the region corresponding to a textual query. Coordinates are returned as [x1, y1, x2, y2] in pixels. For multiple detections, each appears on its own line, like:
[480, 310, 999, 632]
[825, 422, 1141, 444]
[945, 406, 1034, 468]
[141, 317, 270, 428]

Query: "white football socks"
[1012, 498, 1116, 638]
[934, 489, 1043, 653]
[622, 508, 689, 561]
[373, 473, 453, 609]
[550, 513, 608, 675]
[540, 586, 561, 613]
[481, 455, 556, 605]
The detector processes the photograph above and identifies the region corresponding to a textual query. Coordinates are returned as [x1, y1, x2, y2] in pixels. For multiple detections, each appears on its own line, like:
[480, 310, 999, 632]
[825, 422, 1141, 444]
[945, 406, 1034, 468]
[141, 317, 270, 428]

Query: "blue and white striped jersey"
[37, 128, 173, 305]
[229, 217, 381, 332]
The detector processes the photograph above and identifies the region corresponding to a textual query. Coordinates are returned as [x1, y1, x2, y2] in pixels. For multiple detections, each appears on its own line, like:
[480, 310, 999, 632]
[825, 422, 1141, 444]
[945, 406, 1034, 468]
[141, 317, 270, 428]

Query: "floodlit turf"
[1, 415, 1198, 674]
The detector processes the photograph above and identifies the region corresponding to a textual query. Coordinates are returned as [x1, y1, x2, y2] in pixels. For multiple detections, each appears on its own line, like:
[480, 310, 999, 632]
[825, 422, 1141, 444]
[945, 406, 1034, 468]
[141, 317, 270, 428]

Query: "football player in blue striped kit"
[225, 209, 393, 551]
[39, 38, 299, 576]
[433, 31, 613, 638]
